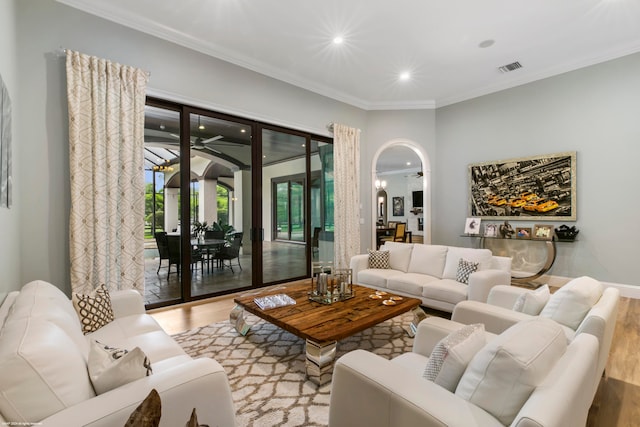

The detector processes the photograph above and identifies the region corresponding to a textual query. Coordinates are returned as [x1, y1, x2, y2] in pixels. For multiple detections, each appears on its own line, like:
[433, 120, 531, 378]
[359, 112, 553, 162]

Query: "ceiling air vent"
[498, 61, 523, 73]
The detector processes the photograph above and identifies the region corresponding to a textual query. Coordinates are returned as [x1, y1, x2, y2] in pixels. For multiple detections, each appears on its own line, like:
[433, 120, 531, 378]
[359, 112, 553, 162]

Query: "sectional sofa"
[0, 280, 236, 426]
[350, 242, 512, 312]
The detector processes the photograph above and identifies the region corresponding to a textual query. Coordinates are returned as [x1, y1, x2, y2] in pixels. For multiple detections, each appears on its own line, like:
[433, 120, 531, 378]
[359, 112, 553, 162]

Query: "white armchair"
[329, 316, 599, 427]
[451, 276, 620, 401]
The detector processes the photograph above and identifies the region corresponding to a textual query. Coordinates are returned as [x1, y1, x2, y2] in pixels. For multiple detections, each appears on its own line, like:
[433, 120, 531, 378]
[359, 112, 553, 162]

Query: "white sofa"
[452, 276, 620, 401]
[350, 242, 512, 312]
[329, 316, 599, 427]
[0, 280, 236, 427]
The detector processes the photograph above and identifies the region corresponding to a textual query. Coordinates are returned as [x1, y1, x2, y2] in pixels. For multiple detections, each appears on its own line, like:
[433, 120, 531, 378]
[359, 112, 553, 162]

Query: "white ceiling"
[58, 0, 640, 110]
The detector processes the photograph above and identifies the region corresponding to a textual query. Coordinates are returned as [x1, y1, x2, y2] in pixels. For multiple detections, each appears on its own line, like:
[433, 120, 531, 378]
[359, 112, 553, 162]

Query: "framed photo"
[484, 223, 498, 237]
[533, 224, 553, 240]
[516, 227, 531, 239]
[464, 217, 481, 235]
[392, 196, 404, 216]
[468, 151, 576, 221]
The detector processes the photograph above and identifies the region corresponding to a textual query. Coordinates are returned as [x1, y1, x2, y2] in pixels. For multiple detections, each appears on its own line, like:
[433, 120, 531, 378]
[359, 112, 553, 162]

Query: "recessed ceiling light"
[406, 162, 411, 166]
[333, 36, 344, 45]
[240, 129, 246, 133]
[479, 39, 495, 48]
[399, 72, 411, 81]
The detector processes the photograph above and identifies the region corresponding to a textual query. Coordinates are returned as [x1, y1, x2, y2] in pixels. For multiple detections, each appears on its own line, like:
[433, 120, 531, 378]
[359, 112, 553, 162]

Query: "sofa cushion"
[455, 318, 567, 425]
[0, 319, 96, 423]
[422, 279, 468, 305]
[513, 284, 550, 315]
[88, 340, 153, 394]
[539, 276, 603, 330]
[455, 258, 479, 285]
[424, 323, 485, 392]
[73, 284, 115, 334]
[380, 242, 413, 272]
[4, 280, 89, 359]
[407, 244, 448, 278]
[387, 273, 441, 296]
[442, 247, 492, 280]
[356, 268, 402, 289]
[368, 250, 390, 269]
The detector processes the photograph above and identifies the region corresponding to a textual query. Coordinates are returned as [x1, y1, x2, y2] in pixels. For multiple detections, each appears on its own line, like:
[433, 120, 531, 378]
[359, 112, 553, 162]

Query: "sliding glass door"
[143, 98, 332, 308]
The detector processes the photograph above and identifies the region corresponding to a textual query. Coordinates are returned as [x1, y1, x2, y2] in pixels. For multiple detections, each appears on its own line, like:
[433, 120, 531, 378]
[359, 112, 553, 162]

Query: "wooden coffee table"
[230, 281, 425, 385]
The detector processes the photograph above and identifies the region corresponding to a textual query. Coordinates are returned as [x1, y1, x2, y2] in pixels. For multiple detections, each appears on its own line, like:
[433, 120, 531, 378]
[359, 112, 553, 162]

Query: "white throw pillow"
[88, 340, 153, 394]
[423, 323, 485, 392]
[72, 284, 115, 334]
[513, 284, 551, 315]
[539, 276, 603, 330]
[455, 318, 567, 426]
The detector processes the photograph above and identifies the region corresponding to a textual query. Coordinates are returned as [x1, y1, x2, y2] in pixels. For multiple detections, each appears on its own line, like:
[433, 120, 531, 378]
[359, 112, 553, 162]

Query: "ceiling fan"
[168, 133, 224, 153]
[405, 170, 424, 178]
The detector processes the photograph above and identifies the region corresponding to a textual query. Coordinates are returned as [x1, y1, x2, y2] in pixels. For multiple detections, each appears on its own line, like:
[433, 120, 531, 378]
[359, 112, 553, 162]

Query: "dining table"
[191, 238, 227, 272]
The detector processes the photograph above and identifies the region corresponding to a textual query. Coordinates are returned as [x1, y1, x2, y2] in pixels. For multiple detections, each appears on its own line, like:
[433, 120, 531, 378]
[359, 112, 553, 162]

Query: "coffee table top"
[234, 281, 421, 343]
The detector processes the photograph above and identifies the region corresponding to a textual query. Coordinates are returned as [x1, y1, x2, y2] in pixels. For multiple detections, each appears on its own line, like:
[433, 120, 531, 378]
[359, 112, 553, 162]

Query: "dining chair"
[166, 235, 205, 275]
[166, 235, 182, 276]
[214, 233, 243, 273]
[154, 231, 170, 274]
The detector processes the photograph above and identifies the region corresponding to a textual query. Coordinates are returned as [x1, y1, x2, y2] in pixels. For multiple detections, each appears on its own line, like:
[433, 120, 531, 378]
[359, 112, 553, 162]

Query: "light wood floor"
[150, 289, 640, 427]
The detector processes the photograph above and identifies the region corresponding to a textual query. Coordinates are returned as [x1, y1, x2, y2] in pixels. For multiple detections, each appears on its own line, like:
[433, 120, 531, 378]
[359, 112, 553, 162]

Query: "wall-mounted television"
[412, 190, 423, 207]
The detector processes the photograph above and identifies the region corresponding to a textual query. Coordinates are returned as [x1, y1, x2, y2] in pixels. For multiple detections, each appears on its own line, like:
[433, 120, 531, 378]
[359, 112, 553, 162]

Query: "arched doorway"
[371, 140, 431, 249]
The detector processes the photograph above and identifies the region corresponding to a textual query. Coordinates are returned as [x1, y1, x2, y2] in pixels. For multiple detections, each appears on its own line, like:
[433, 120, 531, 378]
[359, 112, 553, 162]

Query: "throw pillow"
[424, 323, 485, 392]
[539, 276, 603, 330]
[125, 388, 161, 427]
[368, 250, 390, 269]
[72, 284, 115, 334]
[455, 258, 479, 284]
[513, 284, 551, 315]
[88, 340, 153, 395]
[455, 318, 567, 425]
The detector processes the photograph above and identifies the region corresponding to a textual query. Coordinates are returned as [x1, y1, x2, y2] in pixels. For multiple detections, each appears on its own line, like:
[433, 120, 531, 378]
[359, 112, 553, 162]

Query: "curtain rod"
[56, 48, 151, 77]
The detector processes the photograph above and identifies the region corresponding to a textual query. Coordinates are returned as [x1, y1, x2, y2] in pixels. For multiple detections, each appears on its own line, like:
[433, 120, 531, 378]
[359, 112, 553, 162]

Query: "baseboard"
[533, 274, 640, 299]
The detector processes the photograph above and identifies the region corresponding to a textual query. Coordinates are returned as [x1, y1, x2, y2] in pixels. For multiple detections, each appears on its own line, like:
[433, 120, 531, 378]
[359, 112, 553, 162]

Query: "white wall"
[0, 0, 21, 299]
[435, 52, 640, 285]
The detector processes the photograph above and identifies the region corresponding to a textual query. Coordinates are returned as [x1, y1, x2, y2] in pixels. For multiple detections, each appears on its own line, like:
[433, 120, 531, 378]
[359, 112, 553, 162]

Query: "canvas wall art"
[468, 152, 576, 221]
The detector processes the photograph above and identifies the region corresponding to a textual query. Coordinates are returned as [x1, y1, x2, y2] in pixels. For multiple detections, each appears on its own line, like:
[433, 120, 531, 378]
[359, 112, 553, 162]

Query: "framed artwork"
[464, 217, 481, 235]
[0, 73, 11, 208]
[533, 224, 553, 240]
[516, 227, 531, 239]
[484, 223, 498, 237]
[392, 196, 404, 216]
[468, 152, 576, 221]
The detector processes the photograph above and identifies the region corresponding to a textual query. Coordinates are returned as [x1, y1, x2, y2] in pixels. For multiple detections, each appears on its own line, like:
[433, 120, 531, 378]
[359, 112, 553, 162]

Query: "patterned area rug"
[172, 312, 416, 427]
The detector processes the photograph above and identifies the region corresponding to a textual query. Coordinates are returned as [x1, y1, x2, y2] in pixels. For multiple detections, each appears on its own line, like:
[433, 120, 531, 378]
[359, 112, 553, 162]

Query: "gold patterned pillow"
[73, 284, 115, 334]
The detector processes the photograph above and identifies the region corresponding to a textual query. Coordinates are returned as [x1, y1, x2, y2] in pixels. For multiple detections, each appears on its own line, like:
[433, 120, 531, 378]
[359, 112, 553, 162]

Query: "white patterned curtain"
[66, 51, 148, 294]
[333, 123, 361, 269]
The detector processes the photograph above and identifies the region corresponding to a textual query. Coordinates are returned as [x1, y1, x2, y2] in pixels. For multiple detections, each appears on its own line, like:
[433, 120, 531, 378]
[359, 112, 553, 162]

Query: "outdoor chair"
[214, 233, 243, 273]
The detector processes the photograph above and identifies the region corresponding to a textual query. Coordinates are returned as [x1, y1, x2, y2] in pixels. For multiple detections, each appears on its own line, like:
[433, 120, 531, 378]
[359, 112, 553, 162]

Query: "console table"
[463, 236, 573, 285]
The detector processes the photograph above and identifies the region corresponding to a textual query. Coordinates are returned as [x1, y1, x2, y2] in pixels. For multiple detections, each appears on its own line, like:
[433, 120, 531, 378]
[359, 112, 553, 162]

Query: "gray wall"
[435, 52, 640, 285]
[0, 0, 21, 300]
[10, 0, 366, 296]
[3, 0, 638, 300]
